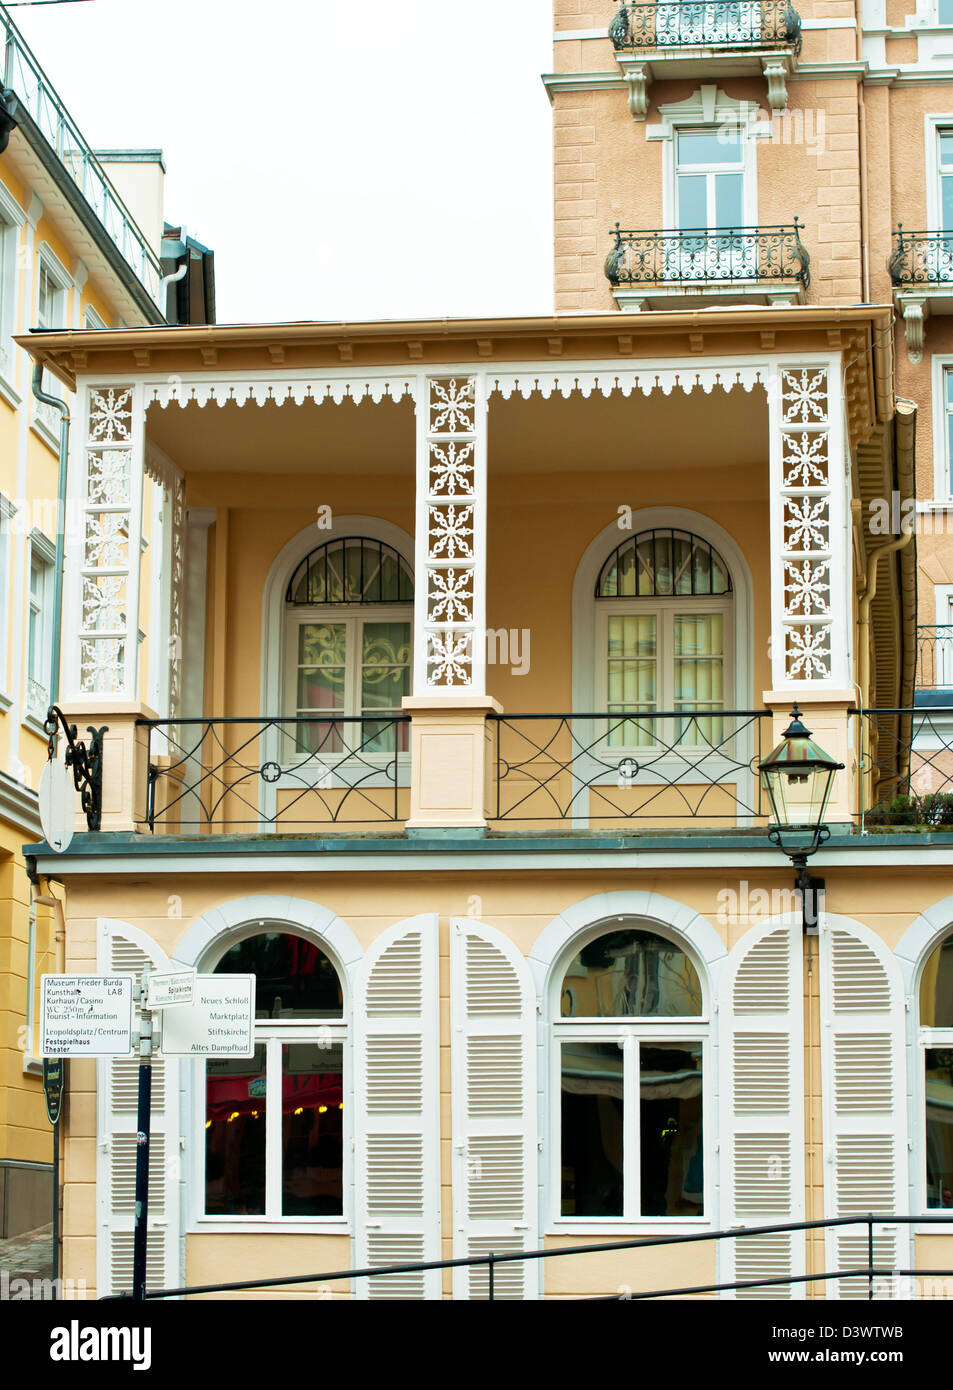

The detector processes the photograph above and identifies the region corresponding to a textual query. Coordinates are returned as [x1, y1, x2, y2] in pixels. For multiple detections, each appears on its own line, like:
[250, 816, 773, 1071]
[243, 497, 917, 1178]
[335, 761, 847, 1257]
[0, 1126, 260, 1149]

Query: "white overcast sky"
[13, 0, 555, 323]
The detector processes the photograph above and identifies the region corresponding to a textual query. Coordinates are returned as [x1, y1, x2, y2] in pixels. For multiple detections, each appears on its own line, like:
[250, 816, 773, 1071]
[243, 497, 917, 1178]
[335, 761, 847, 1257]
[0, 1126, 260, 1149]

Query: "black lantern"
[759, 704, 844, 933]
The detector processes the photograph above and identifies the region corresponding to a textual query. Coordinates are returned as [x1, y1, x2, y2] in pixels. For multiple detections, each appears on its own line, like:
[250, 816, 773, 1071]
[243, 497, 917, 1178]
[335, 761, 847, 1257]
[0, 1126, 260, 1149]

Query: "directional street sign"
[159, 974, 255, 1057]
[146, 970, 195, 1010]
[40, 975, 134, 1057]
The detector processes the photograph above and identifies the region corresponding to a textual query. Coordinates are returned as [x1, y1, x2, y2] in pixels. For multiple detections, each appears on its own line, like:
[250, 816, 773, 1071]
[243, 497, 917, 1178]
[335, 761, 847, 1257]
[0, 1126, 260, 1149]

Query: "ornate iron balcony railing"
[488, 710, 769, 825]
[889, 227, 953, 287]
[141, 715, 410, 831]
[605, 223, 810, 288]
[609, 0, 802, 53]
[852, 707, 953, 826]
[916, 626, 953, 690]
[0, 8, 163, 305]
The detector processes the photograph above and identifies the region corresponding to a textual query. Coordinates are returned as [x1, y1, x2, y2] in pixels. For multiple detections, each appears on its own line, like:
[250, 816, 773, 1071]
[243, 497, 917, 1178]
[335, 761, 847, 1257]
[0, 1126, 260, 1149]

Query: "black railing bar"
[137, 714, 412, 728]
[580, 1266, 953, 1302]
[611, 225, 801, 235]
[489, 709, 769, 722]
[128, 1214, 953, 1300]
[849, 707, 953, 715]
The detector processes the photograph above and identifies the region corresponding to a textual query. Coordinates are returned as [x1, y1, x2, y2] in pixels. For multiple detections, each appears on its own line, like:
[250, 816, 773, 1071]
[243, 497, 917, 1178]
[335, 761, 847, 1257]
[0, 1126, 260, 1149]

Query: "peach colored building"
[15, 0, 953, 1299]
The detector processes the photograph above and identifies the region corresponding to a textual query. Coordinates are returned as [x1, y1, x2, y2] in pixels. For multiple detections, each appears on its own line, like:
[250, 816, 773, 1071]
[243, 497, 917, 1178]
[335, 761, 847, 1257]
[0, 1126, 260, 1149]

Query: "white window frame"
[0, 182, 24, 406]
[916, 933, 953, 1214]
[550, 925, 711, 1232]
[647, 87, 765, 231]
[25, 528, 55, 731]
[924, 116, 953, 232]
[83, 305, 106, 331]
[930, 356, 953, 500]
[31, 243, 71, 450]
[192, 934, 350, 1236]
[0, 492, 15, 706]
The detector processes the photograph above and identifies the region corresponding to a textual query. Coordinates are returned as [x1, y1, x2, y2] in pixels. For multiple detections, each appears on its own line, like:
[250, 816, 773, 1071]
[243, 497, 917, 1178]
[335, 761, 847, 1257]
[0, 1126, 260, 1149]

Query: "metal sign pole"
[132, 970, 153, 1302]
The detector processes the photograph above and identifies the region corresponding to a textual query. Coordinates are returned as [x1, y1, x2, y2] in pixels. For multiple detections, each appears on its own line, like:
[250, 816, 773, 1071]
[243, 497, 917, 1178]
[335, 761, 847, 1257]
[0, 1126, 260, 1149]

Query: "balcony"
[605, 223, 810, 310]
[0, 8, 162, 310]
[608, 0, 802, 116]
[915, 626, 953, 703]
[889, 228, 953, 363]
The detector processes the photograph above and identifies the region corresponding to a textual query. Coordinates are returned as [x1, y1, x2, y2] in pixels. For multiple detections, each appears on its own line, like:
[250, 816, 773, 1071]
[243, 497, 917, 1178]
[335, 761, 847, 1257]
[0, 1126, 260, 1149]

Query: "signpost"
[41, 965, 256, 1299]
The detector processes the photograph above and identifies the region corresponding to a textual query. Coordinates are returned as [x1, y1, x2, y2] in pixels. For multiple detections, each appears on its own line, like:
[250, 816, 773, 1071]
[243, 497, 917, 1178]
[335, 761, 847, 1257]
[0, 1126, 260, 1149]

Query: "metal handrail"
[107, 1211, 953, 1301]
[889, 227, 953, 287]
[916, 625, 953, 689]
[0, 6, 162, 302]
[609, 0, 802, 53]
[606, 222, 810, 288]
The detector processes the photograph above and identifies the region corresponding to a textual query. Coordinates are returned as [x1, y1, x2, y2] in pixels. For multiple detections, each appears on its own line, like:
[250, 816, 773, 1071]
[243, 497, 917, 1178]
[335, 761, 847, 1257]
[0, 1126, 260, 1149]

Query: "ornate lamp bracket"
[44, 705, 106, 833]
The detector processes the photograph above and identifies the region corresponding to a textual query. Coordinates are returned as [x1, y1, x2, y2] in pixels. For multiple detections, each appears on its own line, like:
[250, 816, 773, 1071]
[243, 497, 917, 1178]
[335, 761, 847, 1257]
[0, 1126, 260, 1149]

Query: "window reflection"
[639, 1043, 703, 1217]
[926, 1049, 953, 1209]
[215, 932, 343, 1019]
[561, 928, 702, 1018]
[282, 1043, 343, 1216]
[921, 936, 953, 1028]
[205, 1047, 267, 1215]
[561, 1042, 624, 1216]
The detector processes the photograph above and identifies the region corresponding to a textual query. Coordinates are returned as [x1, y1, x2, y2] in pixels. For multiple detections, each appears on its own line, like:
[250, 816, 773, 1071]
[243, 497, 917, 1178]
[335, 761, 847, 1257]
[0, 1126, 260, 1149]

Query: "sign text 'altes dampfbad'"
[40, 975, 134, 1057]
[159, 975, 255, 1057]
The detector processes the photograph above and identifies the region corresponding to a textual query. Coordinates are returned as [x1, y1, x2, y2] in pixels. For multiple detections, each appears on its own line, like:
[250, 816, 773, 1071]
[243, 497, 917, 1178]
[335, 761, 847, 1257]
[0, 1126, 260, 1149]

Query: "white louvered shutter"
[96, 921, 179, 1298]
[450, 919, 538, 1301]
[820, 924, 907, 1299]
[721, 921, 805, 1299]
[353, 915, 440, 1299]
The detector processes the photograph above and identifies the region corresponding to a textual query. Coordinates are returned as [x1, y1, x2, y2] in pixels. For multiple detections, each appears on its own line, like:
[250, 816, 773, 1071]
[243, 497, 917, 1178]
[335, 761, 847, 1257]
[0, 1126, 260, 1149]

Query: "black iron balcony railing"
[609, 0, 802, 53]
[605, 223, 810, 288]
[140, 715, 410, 832]
[853, 707, 953, 826]
[488, 710, 769, 825]
[889, 227, 953, 286]
[916, 626, 953, 690]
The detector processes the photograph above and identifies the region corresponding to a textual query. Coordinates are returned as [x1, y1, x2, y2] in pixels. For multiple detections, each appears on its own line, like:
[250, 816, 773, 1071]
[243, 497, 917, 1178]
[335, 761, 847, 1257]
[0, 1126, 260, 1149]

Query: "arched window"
[203, 929, 347, 1220]
[555, 920, 707, 1221]
[920, 931, 953, 1208]
[594, 528, 733, 748]
[284, 537, 413, 754]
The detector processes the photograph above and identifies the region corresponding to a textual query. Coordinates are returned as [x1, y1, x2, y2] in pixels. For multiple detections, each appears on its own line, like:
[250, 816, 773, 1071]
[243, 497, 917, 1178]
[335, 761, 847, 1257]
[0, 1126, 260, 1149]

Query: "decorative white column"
[412, 373, 487, 696]
[64, 382, 146, 702]
[768, 359, 848, 691]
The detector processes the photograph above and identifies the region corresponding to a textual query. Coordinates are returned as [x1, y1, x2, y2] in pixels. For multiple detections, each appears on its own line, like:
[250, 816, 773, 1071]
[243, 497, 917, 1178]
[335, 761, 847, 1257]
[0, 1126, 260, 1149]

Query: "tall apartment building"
[15, 1, 953, 1298]
[0, 4, 212, 1243]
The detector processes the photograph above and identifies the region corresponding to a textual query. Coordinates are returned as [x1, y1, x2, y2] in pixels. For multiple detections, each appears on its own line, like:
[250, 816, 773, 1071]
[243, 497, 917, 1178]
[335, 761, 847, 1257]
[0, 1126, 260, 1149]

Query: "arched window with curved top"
[920, 931, 953, 1208]
[284, 536, 413, 754]
[554, 920, 707, 1221]
[203, 929, 347, 1221]
[595, 527, 733, 748]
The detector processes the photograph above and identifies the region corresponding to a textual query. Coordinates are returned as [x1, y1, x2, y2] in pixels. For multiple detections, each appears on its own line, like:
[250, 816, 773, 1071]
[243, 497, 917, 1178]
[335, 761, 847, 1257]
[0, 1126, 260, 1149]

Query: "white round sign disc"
[39, 759, 75, 853]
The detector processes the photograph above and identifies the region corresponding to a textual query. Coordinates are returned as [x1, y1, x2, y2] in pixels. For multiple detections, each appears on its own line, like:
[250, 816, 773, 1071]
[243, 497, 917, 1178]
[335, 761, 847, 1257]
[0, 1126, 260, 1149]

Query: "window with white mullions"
[596, 529, 733, 750]
[203, 931, 347, 1222]
[555, 924, 708, 1222]
[920, 932, 953, 1210]
[673, 127, 753, 279]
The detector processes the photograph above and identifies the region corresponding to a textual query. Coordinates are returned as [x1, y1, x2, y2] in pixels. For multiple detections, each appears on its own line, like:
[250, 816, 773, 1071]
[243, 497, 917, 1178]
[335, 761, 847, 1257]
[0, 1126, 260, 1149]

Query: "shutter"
[820, 923, 907, 1299]
[449, 919, 538, 1300]
[353, 914, 440, 1299]
[721, 920, 805, 1299]
[96, 920, 180, 1298]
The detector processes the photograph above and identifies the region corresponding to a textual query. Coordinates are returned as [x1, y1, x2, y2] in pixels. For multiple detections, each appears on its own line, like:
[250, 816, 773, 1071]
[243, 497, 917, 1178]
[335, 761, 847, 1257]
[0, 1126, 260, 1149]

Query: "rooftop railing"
[605, 223, 810, 288]
[609, 0, 802, 53]
[0, 7, 163, 304]
[916, 626, 953, 690]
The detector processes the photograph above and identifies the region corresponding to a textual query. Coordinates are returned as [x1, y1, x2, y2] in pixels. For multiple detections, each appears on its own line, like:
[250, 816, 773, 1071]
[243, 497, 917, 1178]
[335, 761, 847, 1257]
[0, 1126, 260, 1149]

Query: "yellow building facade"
[15, 0, 953, 1299]
[0, 4, 202, 1242]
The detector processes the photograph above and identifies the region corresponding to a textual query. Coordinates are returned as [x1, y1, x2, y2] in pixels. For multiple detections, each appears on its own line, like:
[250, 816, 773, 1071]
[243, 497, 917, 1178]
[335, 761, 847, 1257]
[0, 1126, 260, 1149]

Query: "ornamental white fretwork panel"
[414, 375, 487, 693]
[145, 446, 186, 720]
[769, 361, 847, 687]
[72, 385, 145, 698]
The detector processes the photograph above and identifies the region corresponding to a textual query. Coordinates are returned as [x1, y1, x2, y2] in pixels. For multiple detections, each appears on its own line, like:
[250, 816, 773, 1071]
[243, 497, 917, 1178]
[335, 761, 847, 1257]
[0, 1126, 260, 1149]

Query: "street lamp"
[759, 704, 844, 935]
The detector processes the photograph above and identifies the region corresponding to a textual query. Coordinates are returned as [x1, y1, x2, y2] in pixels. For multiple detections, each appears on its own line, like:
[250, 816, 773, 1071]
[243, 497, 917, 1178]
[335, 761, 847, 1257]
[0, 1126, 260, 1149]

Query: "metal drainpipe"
[31, 363, 68, 707]
[158, 261, 188, 322]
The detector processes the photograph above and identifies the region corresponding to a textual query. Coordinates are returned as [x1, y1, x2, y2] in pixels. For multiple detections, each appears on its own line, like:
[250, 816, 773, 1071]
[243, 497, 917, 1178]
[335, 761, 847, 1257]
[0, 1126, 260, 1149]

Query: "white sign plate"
[40, 974, 134, 1057]
[159, 975, 255, 1057]
[39, 759, 75, 854]
[146, 970, 195, 1010]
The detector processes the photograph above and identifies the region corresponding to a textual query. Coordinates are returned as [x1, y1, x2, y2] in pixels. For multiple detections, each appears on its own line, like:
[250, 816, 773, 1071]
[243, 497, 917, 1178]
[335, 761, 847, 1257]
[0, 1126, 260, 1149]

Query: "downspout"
[31, 364, 68, 707]
[158, 261, 187, 323]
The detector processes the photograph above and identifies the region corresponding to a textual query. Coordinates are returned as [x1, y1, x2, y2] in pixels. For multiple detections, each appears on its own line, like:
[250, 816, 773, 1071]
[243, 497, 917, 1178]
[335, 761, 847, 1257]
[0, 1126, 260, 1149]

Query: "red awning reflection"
[206, 1071, 343, 1121]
